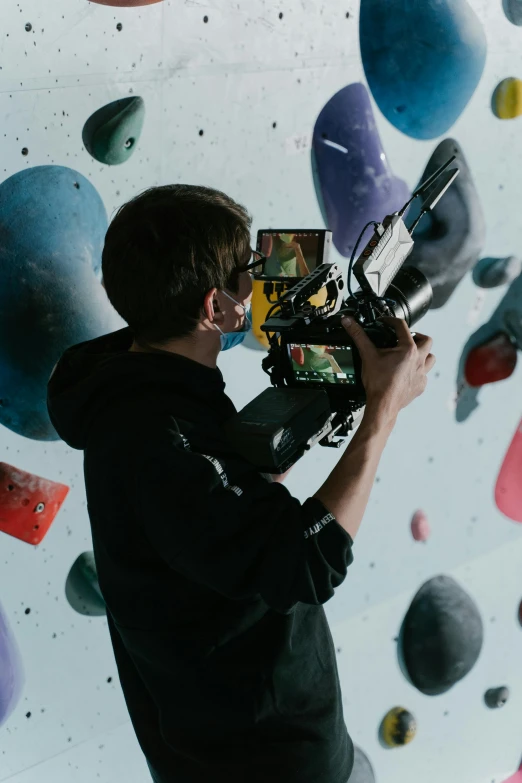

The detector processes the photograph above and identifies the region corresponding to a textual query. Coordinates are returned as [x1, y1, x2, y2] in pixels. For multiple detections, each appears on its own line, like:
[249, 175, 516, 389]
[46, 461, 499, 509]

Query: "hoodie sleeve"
[132, 414, 353, 615]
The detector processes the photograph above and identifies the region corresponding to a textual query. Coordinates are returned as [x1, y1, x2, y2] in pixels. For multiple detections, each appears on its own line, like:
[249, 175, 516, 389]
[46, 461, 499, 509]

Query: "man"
[47, 184, 435, 783]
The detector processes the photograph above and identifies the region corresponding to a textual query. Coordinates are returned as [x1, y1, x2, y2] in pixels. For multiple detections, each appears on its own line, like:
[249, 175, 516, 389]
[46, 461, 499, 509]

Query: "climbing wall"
[0, 0, 521, 781]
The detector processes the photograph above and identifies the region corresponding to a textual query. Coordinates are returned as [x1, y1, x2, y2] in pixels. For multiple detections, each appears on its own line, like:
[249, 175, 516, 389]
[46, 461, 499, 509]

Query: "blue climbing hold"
[0, 166, 121, 440]
[360, 0, 487, 140]
[312, 82, 409, 258]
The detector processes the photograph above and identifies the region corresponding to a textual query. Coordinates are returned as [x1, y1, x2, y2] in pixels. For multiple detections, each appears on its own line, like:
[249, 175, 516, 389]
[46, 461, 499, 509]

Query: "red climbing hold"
[90, 0, 162, 5]
[495, 419, 522, 524]
[464, 332, 517, 387]
[0, 463, 69, 545]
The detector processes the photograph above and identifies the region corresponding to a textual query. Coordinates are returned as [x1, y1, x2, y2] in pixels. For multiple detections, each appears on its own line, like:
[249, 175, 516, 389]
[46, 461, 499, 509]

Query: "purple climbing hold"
[0, 601, 25, 728]
[311, 82, 410, 258]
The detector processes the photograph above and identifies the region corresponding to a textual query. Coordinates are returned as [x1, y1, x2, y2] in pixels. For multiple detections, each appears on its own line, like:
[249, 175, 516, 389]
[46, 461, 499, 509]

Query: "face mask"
[215, 291, 252, 351]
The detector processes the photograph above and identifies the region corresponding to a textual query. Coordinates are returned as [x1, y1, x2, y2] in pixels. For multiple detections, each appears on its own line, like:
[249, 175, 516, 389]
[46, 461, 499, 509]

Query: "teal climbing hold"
[83, 96, 145, 166]
[0, 165, 119, 440]
[65, 552, 106, 617]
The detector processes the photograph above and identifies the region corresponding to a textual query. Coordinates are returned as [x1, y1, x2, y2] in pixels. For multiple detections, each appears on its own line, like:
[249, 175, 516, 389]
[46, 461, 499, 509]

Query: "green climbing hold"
[82, 96, 145, 166]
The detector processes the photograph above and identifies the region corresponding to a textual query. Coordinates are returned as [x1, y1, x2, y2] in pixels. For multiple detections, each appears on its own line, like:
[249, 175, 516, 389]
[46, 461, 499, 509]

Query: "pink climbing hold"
[501, 759, 522, 783]
[411, 510, 431, 541]
[495, 418, 522, 524]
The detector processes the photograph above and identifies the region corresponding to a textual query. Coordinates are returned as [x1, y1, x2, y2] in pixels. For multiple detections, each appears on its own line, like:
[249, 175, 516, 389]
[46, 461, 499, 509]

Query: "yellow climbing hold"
[493, 77, 522, 120]
[380, 706, 417, 748]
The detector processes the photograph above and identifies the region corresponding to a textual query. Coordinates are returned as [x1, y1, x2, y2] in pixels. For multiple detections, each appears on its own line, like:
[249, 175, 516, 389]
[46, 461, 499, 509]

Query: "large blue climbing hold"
[360, 0, 487, 140]
[0, 166, 121, 441]
[312, 82, 409, 258]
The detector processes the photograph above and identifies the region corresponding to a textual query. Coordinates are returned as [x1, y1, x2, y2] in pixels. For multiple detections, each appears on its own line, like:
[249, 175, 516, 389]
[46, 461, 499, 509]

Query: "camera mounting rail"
[261, 262, 344, 332]
[352, 155, 460, 299]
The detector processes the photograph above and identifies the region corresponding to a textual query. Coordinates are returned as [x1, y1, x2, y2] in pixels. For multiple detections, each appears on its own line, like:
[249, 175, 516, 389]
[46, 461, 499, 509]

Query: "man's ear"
[203, 288, 224, 324]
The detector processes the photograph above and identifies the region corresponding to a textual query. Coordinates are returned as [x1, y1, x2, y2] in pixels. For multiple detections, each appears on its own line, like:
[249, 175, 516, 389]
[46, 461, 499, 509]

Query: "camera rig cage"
[225, 156, 460, 473]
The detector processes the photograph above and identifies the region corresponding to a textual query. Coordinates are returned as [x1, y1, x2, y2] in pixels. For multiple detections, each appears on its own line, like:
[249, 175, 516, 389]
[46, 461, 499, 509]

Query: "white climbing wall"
[0, 1, 521, 782]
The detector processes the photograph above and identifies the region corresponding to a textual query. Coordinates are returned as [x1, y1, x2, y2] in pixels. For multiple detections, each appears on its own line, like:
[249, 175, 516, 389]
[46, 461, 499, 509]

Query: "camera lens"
[386, 267, 433, 327]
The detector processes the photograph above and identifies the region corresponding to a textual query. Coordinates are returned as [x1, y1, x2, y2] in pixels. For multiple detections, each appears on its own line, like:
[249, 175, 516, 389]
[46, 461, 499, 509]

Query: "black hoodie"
[47, 327, 355, 783]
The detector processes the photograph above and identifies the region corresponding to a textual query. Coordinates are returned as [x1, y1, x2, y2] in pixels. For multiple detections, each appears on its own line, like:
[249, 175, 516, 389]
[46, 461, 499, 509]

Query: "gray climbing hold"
[404, 138, 485, 309]
[484, 686, 510, 708]
[350, 746, 376, 782]
[473, 256, 522, 289]
[503, 0, 522, 25]
[400, 575, 483, 695]
[82, 96, 145, 166]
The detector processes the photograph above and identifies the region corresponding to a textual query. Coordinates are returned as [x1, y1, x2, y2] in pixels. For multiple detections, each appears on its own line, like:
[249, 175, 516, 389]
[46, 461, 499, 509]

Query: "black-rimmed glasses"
[243, 249, 267, 277]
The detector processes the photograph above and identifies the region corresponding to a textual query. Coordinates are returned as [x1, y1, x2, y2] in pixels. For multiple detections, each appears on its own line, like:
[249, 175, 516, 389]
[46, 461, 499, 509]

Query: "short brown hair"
[101, 184, 252, 345]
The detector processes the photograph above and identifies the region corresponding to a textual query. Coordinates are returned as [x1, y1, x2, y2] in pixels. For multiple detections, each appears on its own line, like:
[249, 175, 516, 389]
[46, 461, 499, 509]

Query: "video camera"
[225, 156, 460, 473]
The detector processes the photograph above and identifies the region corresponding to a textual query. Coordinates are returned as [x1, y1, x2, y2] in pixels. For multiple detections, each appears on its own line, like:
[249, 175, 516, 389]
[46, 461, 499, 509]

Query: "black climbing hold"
[484, 686, 509, 708]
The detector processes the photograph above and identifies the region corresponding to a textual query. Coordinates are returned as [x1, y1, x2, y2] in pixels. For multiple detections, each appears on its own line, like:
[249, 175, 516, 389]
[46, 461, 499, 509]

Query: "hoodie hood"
[47, 327, 228, 450]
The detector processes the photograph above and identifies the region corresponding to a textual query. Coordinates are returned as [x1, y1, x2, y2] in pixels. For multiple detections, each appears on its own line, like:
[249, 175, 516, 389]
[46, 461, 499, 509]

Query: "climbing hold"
[312, 82, 409, 258]
[400, 575, 483, 695]
[500, 759, 522, 783]
[0, 463, 69, 545]
[495, 417, 522, 524]
[503, 0, 522, 26]
[65, 552, 106, 617]
[350, 746, 376, 782]
[492, 78, 522, 120]
[518, 599, 522, 626]
[360, 0, 486, 140]
[90, 0, 162, 6]
[83, 96, 145, 165]
[404, 138, 486, 309]
[380, 706, 417, 747]
[473, 256, 522, 288]
[455, 270, 522, 423]
[0, 601, 24, 728]
[0, 165, 121, 440]
[410, 510, 431, 541]
[464, 333, 517, 387]
[484, 686, 510, 708]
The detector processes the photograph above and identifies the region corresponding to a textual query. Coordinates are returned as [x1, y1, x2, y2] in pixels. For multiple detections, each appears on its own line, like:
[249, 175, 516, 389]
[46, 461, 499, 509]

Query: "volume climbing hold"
[360, 0, 487, 139]
[312, 82, 409, 258]
[404, 138, 485, 309]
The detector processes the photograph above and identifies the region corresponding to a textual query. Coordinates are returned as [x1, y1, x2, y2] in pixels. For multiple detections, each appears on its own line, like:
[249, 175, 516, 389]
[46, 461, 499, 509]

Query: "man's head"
[101, 184, 254, 351]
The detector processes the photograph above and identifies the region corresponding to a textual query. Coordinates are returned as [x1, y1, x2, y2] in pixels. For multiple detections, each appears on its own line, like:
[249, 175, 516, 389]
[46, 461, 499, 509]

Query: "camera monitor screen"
[289, 344, 356, 385]
[255, 230, 329, 279]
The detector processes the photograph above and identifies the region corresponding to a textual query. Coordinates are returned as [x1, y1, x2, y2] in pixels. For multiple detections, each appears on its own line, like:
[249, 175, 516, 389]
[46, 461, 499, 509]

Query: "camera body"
[225, 158, 459, 472]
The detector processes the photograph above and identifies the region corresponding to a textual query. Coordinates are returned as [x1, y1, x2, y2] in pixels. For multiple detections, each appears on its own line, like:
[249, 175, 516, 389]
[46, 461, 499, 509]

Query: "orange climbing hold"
[0, 463, 69, 545]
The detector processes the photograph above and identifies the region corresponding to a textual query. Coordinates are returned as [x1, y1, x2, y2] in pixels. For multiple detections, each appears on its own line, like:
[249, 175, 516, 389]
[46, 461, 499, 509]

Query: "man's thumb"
[341, 316, 373, 354]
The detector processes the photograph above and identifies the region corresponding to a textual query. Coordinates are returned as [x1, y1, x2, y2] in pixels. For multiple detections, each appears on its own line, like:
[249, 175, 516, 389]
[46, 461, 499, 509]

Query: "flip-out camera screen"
[256, 231, 324, 279]
[289, 344, 356, 385]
